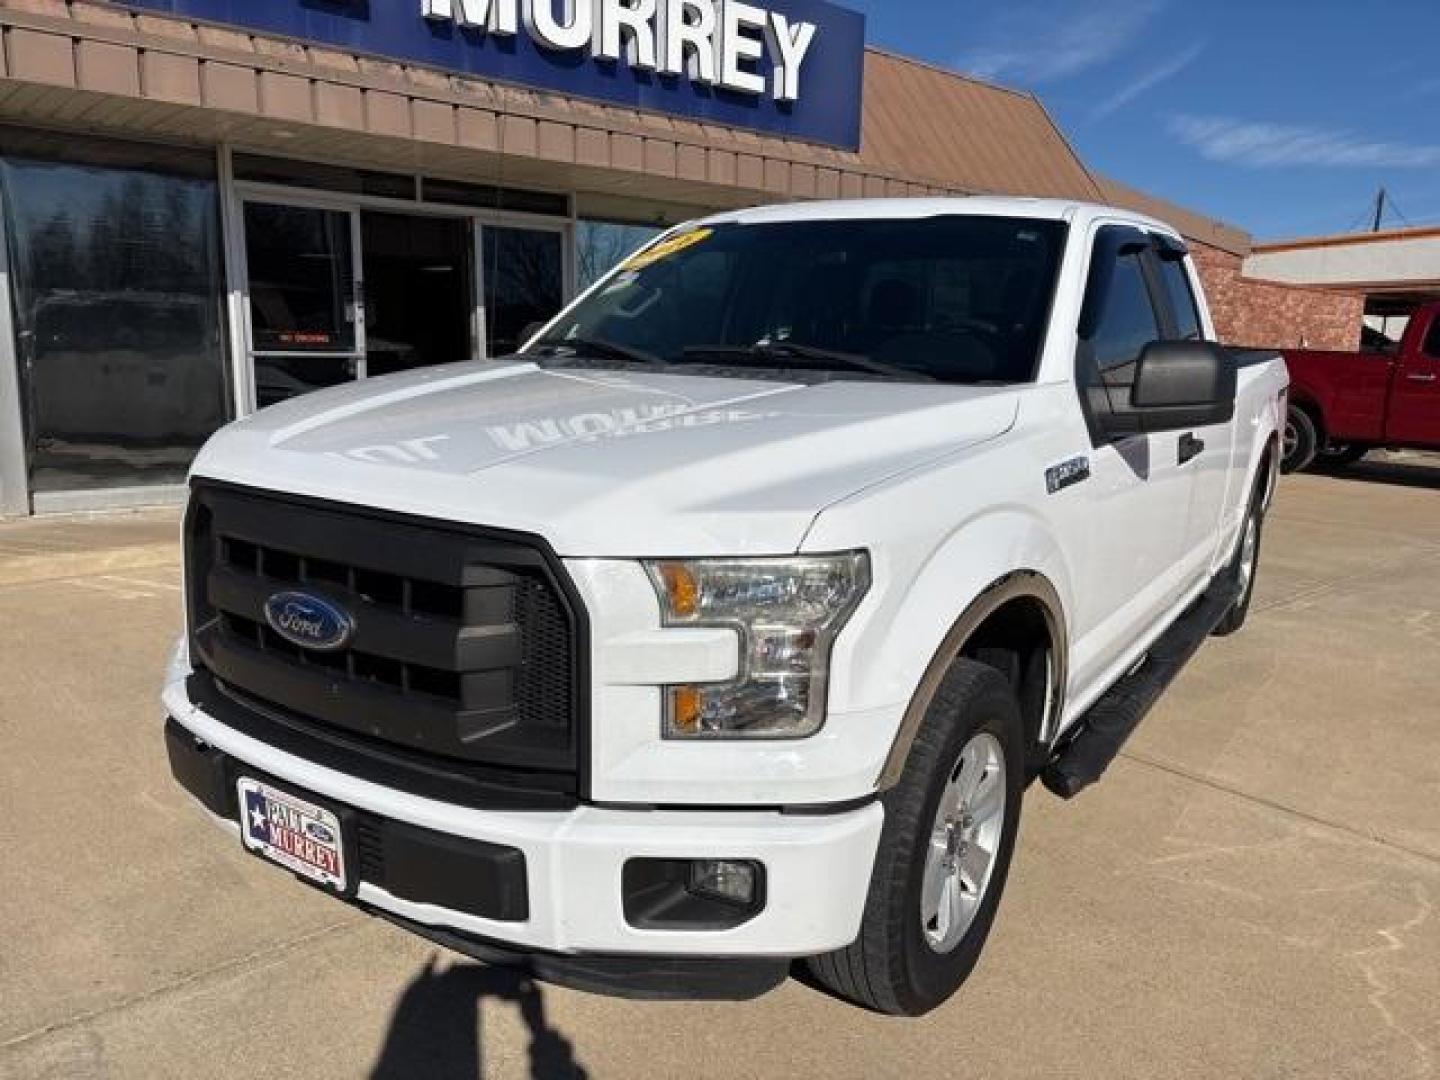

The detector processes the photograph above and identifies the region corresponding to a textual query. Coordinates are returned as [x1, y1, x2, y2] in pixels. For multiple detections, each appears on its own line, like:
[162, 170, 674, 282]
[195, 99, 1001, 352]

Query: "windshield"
[527, 215, 1067, 384]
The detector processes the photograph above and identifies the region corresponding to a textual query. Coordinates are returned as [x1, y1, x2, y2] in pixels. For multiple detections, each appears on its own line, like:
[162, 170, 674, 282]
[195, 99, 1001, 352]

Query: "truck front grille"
[184, 482, 588, 797]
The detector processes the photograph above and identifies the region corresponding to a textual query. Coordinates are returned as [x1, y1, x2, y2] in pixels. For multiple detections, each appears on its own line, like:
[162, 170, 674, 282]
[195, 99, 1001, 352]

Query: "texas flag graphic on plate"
[238, 778, 347, 892]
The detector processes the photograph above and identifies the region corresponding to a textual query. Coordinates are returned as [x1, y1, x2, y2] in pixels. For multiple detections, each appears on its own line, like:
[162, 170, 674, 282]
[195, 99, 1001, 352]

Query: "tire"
[806, 661, 1024, 1016]
[1313, 443, 1369, 469]
[1212, 474, 1267, 637]
[1281, 406, 1318, 474]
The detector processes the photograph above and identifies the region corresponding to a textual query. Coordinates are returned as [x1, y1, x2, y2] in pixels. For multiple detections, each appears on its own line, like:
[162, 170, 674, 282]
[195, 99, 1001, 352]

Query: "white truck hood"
[192, 362, 1018, 556]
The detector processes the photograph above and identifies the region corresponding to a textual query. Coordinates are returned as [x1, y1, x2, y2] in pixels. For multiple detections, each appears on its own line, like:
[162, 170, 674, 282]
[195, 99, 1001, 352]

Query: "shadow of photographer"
[371, 956, 589, 1080]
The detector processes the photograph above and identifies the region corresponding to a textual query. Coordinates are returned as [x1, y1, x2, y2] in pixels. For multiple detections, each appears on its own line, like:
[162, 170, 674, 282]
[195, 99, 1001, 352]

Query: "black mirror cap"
[1125, 341, 1237, 433]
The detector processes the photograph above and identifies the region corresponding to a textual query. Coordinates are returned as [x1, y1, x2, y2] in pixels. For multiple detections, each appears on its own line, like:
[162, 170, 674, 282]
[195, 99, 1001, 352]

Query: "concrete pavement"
[1, 463, 1437, 1079]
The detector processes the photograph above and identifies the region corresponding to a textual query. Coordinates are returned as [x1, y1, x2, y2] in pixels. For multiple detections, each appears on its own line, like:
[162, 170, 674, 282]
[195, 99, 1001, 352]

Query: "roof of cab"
[700, 197, 1182, 239]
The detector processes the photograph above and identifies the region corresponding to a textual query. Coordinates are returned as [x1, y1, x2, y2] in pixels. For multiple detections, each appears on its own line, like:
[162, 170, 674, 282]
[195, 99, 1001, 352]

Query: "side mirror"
[1126, 341, 1236, 433]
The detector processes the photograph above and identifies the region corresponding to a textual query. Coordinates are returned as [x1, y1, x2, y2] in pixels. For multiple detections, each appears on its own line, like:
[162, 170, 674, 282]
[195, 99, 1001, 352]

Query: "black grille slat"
[185, 483, 585, 786]
[206, 565, 522, 676]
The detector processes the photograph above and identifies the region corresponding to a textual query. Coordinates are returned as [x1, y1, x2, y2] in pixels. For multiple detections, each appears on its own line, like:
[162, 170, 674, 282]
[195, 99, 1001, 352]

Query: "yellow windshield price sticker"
[622, 228, 713, 271]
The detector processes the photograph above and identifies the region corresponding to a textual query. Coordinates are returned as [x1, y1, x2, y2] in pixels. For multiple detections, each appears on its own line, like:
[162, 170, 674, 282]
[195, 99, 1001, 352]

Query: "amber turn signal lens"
[669, 686, 704, 734]
[657, 562, 700, 619]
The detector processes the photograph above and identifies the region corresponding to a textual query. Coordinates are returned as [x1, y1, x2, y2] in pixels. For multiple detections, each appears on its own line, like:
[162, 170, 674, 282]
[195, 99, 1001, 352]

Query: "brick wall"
[1190, 242, 1364, 351]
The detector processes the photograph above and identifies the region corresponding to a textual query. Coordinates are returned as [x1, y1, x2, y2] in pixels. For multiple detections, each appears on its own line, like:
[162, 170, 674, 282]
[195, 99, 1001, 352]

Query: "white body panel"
[167, 197, 1287, 958]
[191, 362, 1018, 558]
[163, 671, 881, 956]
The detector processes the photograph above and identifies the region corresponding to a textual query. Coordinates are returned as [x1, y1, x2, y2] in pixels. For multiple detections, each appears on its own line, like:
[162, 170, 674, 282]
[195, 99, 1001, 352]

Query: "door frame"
[220, 146, 574, 418]
[0, 204, 30, 516]
[231, 189, 368, 412]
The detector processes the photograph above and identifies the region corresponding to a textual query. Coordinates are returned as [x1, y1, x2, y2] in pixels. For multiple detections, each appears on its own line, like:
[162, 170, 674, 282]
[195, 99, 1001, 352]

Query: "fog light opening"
[621, 858, 767, 930]
[688, 859, 760, 907]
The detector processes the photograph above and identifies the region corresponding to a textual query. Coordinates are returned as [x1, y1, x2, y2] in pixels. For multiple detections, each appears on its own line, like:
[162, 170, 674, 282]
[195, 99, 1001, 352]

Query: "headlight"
[644, 553, 870, 739]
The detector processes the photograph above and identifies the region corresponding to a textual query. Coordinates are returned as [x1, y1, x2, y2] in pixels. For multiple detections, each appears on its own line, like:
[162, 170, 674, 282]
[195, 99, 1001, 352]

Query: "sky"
[839, 0, 1440, 241]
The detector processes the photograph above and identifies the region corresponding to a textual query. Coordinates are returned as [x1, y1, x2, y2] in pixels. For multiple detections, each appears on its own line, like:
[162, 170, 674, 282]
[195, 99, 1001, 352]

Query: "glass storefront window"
[576, 219, 663, 291]
[482, 226, 564, 357]
[1, 149, 228, 494]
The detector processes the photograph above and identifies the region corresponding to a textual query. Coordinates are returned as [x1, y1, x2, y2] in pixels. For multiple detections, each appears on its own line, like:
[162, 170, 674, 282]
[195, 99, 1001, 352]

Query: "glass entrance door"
[242, 200, 363, 408]
[238, 195, 568, 407]
[360, 211, 474, 377]
[482, 225, 566, 357]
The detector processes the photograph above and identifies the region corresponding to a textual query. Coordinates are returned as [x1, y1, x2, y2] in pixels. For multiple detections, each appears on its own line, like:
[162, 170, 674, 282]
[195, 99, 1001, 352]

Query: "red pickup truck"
[1281, 302, 1440, 472]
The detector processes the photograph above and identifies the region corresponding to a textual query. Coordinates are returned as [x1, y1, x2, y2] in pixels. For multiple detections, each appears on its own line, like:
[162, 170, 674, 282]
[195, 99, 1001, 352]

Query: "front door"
[1065, 227, 1197, 701]
[242, 200, 363, 409]
[1386, 310, 1440, 448]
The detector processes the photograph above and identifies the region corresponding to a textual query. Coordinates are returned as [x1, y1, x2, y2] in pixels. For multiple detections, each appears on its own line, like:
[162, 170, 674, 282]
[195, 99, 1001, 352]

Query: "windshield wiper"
[680, 342, 932, 382]
[532, 336, 661, 367]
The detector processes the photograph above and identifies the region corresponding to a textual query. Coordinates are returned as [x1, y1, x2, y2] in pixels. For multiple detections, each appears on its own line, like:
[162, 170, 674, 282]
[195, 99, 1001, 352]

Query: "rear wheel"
[806, 661, 1023, 1016]
[1213, 472, 1267, 637]
[1281, 406, 1318, 474]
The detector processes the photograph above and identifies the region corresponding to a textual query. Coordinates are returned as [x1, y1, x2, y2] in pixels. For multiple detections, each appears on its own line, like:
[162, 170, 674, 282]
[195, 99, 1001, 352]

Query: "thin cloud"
[958, 0, 1166, 85]
[1168, 114, 1440, 169]
[1400, 76, 1440, 101]
[1090, 40, 1207, 121]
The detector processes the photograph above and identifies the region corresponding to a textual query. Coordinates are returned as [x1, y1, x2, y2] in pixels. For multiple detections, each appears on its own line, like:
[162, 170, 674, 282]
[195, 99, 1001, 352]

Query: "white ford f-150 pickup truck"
[163, 198, 1287, 1015]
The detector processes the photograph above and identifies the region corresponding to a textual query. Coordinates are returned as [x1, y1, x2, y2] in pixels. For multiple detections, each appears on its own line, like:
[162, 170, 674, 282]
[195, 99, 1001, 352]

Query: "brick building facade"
[1097, 178, 1365, 352]
[1190, 243, 1365, 352]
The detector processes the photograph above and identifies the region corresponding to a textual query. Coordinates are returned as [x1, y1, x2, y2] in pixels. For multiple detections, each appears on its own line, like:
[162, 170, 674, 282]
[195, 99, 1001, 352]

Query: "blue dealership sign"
[116, 0, 866, 150]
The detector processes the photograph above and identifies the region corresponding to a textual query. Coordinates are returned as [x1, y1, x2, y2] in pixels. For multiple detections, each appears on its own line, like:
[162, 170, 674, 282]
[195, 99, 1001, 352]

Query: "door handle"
[1406, 372, 1438, 383]
[1178, 433, 1205, 465]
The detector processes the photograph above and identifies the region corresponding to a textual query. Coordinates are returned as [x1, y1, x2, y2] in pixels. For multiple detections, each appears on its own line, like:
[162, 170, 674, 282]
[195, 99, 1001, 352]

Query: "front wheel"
[806, 661, 1024, 1016]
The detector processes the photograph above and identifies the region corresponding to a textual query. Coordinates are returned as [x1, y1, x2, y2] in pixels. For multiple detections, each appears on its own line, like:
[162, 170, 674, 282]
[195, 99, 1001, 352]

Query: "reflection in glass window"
[576, 220, 662, 291]
[482, 226, 564, 357]
[1, 153, 228, 494]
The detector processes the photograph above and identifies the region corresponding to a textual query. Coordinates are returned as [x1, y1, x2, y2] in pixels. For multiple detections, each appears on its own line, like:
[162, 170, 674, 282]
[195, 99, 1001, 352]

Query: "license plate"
[238, 778, 347, 892]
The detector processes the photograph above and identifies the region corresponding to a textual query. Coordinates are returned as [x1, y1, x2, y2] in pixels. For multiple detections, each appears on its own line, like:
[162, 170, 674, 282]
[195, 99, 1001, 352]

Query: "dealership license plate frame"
[237, 776, 354, 897]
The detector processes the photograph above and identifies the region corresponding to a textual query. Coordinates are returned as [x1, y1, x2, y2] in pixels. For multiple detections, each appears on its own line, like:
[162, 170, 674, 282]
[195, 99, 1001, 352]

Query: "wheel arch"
[876, 570, 1067, 791]
[1259, 431, 1280, 510]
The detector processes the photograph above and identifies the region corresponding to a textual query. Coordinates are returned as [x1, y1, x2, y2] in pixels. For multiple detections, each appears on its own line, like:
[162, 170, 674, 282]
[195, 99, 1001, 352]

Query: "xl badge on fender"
[1046, 456, 1091, 495]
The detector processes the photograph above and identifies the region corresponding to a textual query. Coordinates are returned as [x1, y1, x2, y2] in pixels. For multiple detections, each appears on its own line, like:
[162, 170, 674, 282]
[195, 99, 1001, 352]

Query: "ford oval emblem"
[263, 591, 355, 652]
[305, 821, 337, 844]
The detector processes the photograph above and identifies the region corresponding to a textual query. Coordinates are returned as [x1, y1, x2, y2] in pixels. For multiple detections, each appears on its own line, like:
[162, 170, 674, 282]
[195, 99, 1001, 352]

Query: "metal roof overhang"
[0, 0, 1112, 221]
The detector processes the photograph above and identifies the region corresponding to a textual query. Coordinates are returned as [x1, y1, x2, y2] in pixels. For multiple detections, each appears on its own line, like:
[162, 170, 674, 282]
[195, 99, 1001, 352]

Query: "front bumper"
[163, 677, 884, 959]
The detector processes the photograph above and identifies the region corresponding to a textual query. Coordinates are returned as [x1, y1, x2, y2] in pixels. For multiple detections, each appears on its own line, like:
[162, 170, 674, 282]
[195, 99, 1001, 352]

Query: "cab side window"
[1158, 256, 1203, 341]
[1423, 315, 1440, 360]
[1091, 250, 1161, 381]
[1077, 229, 1167, 441]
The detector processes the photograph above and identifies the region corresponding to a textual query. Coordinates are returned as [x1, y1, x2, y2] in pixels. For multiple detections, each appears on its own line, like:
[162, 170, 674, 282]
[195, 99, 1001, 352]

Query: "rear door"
[1386, 310, 1440, 448]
